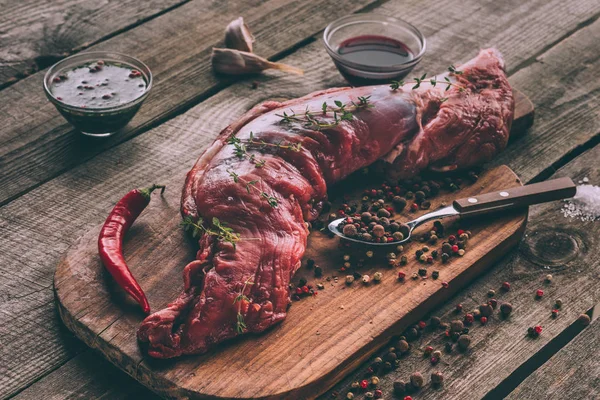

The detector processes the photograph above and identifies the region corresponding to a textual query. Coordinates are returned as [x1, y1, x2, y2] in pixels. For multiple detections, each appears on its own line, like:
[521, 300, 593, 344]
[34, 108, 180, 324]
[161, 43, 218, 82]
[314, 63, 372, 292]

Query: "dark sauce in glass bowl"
[337, 35, 414, 67]
[44, 52, 152, 137]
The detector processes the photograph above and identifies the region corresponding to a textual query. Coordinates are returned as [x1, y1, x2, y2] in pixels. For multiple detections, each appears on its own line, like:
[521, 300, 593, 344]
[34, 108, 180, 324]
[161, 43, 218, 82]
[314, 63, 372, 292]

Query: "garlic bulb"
[211, 48, 303, 76]
[225, 17, 255, 53]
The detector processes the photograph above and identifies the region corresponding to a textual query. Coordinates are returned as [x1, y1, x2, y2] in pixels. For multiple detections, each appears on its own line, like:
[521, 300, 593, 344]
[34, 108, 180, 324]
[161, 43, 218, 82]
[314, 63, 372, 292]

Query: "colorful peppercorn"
[450, 320, 464, 333]
[432, 270, 439, 279]
[536, 289, 544, 298]
[545, 274, 553, 283]
[488, 289, 496, 297]
[441, 253, 450, 262]
[479, 303, 493, 317]
[396, 339, 410, 354]
[480, 316, 488, 325]
[365, 391, 374, 398]
[488, 298, 498, 309]
[374, 389, 382, 399]
[502, 281, 511, 291]
[371, 376, 380, 385]
[464, 313, 474, 324]
[362, 275, 370, 284]
[360, 380, 368, 389]
[430, 316, 441, 328]
[442, 281, 449, 288]
[500, 302, 513, 316]
[456, 303, 464, 312]
[398, 271, 406, 281]
[346, 392, 354, 399]
[551, 309, 559, 318]
[578, 314, 591, 326]
[457, 334, 471, 351]
[393, 381, 406, 395]
[431, 371, 444, 386]
[410, 372, 424, 389]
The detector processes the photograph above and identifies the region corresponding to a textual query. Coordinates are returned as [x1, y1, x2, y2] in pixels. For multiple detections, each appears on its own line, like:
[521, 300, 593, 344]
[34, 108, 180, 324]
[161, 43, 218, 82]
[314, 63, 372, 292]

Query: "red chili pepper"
[98, 184, 165, 314]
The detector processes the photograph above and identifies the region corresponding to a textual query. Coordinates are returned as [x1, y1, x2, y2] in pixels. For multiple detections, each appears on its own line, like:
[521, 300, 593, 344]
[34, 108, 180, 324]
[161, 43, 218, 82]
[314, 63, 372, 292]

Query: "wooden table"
[1, 0, 599, 398]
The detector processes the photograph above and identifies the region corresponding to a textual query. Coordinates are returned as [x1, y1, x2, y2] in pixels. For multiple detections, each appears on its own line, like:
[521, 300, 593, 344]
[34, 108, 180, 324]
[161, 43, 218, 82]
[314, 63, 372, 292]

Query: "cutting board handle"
[453, 177, 576, 215]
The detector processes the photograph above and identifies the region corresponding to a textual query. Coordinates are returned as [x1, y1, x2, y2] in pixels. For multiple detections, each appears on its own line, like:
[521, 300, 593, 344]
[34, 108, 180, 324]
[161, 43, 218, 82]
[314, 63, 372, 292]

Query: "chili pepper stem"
[139, 184, 166, 199]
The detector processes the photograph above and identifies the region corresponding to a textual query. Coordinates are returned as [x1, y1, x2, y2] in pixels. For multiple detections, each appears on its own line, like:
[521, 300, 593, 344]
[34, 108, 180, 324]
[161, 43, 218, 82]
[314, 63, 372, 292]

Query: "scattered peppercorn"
[458, 334, 471, 351]
[444, 342, 453, 353]
[430, 316, 441, 328]
[431, 371, 444, 386]
[488, 298, 498, 309]
[500, 302, 513, 316]
[432, 270, 439, 279]
[314, 266, 323, 277]
[400, 255, 408, 265]
[456, 303, 464, 312]
[488, 289, 496, 297]
[396, 339, 410, 354]
[412, 272, 419, 280]
[360, 380, 368, 389]
[393, 381, 406, 395]
[464, 313, 474, 324]
[545, 274, 553, 283]
[555, 299, 563, 309]
[551, 309, 559, 318]
[410, 372, 424, 389]
[346, 392, 354, 399]
[578, 314, 591, 326]
[502, 281, 511, 291]
[404, 397, 413, 400]
[479, 303, 493, 318]
[365, 391, 374, 398]
[480, 316, 488, 325]
[442, 281, 449, 288]
[371, 376, 380, 385]
[398, 271, 406, 281]
[418, 268, 427, 277]
[536, 289, 544, 298]
[373, 389, 382, 399]
[441, 253, 450, 262]
[450, 320, 464, 333]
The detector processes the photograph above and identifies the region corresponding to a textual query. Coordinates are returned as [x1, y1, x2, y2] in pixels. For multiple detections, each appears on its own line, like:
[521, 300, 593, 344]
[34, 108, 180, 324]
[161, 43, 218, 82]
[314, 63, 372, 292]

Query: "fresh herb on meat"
[390, 66, 466, 91]
[228, 170, 279, 208]
[182, 216, 240, 249]
[276, 96, 373, 130]
[233, 278, 254, 334]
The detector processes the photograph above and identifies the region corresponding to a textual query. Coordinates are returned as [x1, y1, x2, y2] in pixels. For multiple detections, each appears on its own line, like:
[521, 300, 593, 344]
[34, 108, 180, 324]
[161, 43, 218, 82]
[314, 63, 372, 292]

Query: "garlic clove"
[211, 48, 303, 76]
[225, 17, 255, 53]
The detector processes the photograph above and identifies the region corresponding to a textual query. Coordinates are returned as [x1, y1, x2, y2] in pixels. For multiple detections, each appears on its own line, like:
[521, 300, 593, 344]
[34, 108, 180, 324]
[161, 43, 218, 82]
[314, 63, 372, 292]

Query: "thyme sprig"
[233, 278, 254, 334]
[228, 170, 279, 208]
[181, 216, 240, 249]
[227, 132, 302, 168]
[276, 95, 373, 130]
[390, 65, 465, 92]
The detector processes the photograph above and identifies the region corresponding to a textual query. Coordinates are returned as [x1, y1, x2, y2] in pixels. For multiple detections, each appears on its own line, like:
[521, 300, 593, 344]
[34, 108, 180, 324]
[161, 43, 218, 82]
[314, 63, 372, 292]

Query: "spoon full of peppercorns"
[328, 177, 576, 246]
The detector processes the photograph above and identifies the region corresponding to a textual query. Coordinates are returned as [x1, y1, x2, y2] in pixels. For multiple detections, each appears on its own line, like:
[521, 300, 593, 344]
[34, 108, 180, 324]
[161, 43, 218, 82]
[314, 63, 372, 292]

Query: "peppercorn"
[432, 270, 439, 279]
[472, 309, 481, 319]
[365, 391, 374, 398]
[457, 334, 471, 351]
[450, 320, 464, 333]
[429, 234, 438, 244]
[578, 314, 591, 326]
[346, 392, 354, 399]
[404, 397, 413, 400]
[393, 381, 406, 395]
[502, 281, 511, 291]
[399, 224, 411, 237]
[419, 254, 427, 263]
[480, 316, 488, 325]
[456, 303, 463, 312]
[555, 299, 563, 309]
[442, 281, 449, 288]
[410, 372, 424, 389]
[536, 289, 544, 298]
[441, 253, 450, 263]
[400, 255, 408, 265]
[371, 376, 380, 386]
[306, 259, 315, 269]
[393, 232, 404, 241]
[360, 380, 369, 389]
[362, 275, 370, 284]
[398, 271, 406, 281]
[385, 351, 397, 363]
[345, 275, 354, 285]
[488, 289, 496, 297]
[384, 361, 392, 371]
[545, 274, 553, 283]
[414, 190, 425, 201]
[457, 249, 465, 256]
[424, 345, 433, 355]
[431, 371, 444, 386]
[415, 249, 423, 258]
[406, 327, 419, 341]
[479, 303, 493, 317]
[488, 298, 498, 309]
[298, 278, 307, 287]
[351, 381, 360, 390]
[418, 320, 427, 330]
[432, 350, 442, 360]
[464, 313, 474, 325]
[448, 234, 457, 244]
[551, 309, 559, 318]
[459, 232, 469, 241]
[430, 316, 441, 328]
[396, 339, 410, 353]
[366, 250, 374, 258]
[343, 262, 351, 269]
[442, 243, 452, 254]
[374, 389, 382, 399]
[418, 267, 427, 277]
[343, 224, 358, 237]
[412, 272, 419, 280]
[421, 246, 429, 252]
[373, 272, 383, 282]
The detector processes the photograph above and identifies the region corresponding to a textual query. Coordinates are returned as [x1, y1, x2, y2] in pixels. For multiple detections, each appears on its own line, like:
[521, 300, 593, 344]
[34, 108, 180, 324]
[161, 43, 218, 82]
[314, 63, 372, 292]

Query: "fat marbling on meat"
[137, 48, 514, 358]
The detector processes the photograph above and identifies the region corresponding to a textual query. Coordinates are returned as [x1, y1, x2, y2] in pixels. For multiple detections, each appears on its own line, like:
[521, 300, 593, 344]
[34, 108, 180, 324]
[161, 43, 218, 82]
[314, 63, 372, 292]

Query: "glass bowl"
[43, 51, 152, 137]
[323, 14, 426, 85]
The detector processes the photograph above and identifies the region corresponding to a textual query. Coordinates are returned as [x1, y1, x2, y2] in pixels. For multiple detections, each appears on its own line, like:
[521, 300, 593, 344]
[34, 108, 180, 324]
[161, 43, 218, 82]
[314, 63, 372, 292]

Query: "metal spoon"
[328, 177, 576, 246]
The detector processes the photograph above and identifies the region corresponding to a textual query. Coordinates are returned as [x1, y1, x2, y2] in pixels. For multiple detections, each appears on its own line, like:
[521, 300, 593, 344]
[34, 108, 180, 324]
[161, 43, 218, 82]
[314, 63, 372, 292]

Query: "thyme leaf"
[228, 171, 279, 208]
[181, 216, 240, 249]
[390, 66, 466, 92]
[233, 278, 254, 334]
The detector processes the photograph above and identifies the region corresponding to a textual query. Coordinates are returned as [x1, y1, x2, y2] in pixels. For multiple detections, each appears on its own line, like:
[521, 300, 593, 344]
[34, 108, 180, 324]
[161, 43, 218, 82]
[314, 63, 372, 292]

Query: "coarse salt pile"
[561, 181, 600, 222]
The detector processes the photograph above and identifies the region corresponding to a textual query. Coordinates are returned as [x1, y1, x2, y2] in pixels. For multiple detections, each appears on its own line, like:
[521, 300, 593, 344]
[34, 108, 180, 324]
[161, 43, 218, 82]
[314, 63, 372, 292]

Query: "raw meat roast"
[137, 48, 514, 358]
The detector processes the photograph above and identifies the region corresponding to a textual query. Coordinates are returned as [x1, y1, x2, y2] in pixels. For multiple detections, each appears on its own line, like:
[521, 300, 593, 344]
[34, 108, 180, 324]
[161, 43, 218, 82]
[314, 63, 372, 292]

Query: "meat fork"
[328, 177, 576, 246]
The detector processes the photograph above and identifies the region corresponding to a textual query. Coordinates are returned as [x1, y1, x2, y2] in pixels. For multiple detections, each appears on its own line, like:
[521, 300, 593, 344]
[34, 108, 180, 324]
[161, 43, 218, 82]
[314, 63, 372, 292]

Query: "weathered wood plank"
[1, 0, 599, 398]
[1, 0, 600, 209]
[12, 351, 157, 400]
[323, 144, 600, 399]
[506, 315, 599, 399]
[0, 0, 187, 88]
[0, 0, 377, 206]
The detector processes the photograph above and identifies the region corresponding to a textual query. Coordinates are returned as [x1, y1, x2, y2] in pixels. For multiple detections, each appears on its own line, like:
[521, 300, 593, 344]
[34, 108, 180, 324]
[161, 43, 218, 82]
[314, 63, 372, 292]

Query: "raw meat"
[137, 48, 514, 358]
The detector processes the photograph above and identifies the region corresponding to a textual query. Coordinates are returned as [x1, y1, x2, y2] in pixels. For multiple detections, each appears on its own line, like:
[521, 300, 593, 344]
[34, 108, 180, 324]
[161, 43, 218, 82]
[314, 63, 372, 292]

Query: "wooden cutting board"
[54, 91, 534, 400]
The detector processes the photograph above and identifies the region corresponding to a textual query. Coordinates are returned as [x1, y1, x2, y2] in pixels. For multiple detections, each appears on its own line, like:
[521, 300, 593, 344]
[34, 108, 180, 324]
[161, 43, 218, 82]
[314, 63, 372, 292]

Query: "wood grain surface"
[324, 145, 600, 400]
[55, 165, 527, 399]
[506, 315, 599, 399]
[1, 0, 599, 207]
[1, 0, 599, 398]
[0, 0, 376, 206]
[0, 0, 187, 88]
